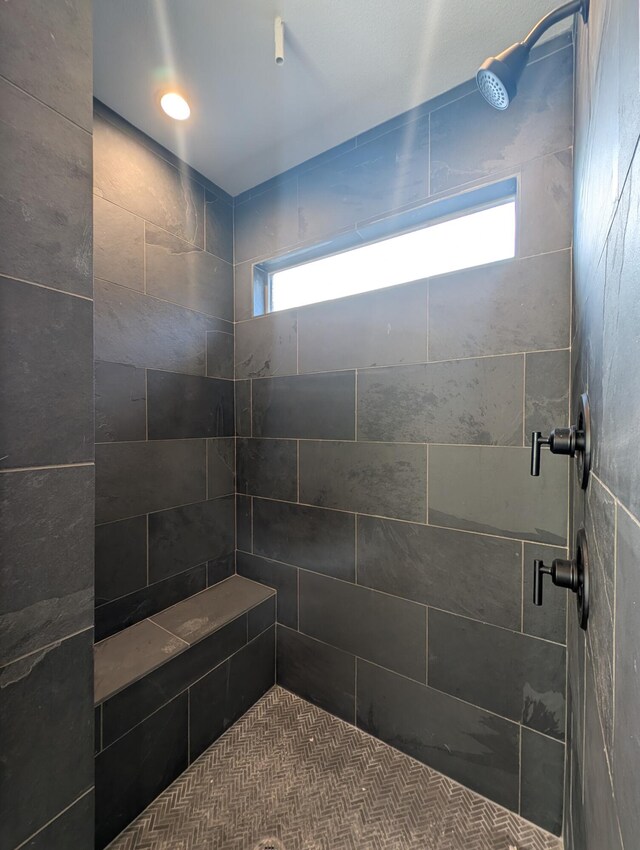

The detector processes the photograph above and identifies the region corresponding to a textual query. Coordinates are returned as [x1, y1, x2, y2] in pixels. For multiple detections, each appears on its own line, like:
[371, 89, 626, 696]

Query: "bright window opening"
[268, 200, 516, 313]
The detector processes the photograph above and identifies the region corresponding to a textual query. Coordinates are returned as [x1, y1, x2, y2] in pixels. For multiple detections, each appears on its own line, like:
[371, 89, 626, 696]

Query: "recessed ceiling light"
[160, 92, 190, 121]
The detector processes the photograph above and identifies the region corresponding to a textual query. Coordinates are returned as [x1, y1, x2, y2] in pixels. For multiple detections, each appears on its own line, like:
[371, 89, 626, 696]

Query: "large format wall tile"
[297, 282, 427, 373]
[145, 223, 233, 321]
[584, 475, 616, 756]
[428, 252, 571, 361]
[299, 441, 427, 521]
[0, 277, 93, 469]
[205, 190, 233, 262]
[0, 467, 93, 666]
[95, 440, 206, 523]
[298, 115, 429, 240]
[0, 631, 93, 849]
[519, 149, 573, 258]
[0, 80, 92, 296]
[95, 361, 146, 443]
[429, 445, 568, 544]
[94, 196, 144, 291]
[613, 507, 640, 850]
[234, 178, 299, 263]
[0, 0, 92, 131]
[524, 350, 570, 445]
[95, 515, 147, 606]
[189, 626, 275, 760]
[148, 496, 234, 583]
[428, 610, 566, 739]
[430, 46, 572, 195]
[299, 571, 426, 681]
[207, 331, 234, 379]
[95, 279, 228, 376]
[356, 659, 520, 810]
[600, 151, 640, 519]
[207, 438, 236, 498]
[520, 728, 565, 835]
[95, 565, 207, 642]
[95, 692, 188, 849]
[252, 372, 355, 439]
[277, 626, 355, 723]
[235, 311, 298, 378]
[357, 516, 521, 630]
[581, 660, 624, 850]
[94, 112, 204, 248]
[236, 438, 297, 501]
[22, 790, 94, 850]
[357, 355, 523, 445]
[236, 552, 299, 629]
[252, 499, 355, 581]
[146, 370, 234, 439]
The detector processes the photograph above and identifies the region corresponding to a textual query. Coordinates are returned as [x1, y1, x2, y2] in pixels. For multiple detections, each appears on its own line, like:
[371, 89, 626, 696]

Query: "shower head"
[477, 43, 529, 110]
[476, 0, 589, 110]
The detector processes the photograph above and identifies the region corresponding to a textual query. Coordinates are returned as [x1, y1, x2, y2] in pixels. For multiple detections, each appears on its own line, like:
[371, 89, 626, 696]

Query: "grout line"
[146, 514, 150, 586]
[520, 543, 525, 633]
[0, 271, 93, 302]
[0, 461, 94, 475]
[95, 275, 234, 326]
[522, 353, 527, 447]
[13, 786, 95, 850]
[239, 347, 572, 376]
[243, 494, 567, 549]
[145, 620, 191, 647]
[1, 625, 93, 672]
[1, 72, 93, 134]
[243, 548, 567, 648]
[354, 369, 358, 439]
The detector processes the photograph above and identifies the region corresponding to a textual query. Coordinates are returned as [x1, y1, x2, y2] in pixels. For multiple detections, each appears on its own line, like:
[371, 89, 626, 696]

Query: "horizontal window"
[266, 199, 516, 314]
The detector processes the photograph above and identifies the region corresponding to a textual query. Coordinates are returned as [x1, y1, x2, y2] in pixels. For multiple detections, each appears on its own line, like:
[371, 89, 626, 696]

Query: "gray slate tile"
[94, 196, 144, 292]
[299, 441, 427, 522]
[298, 282, 427, 373]
[299, 571, 426, 682]
[94, 112, 204, 248]
[252, 372, 355, 440]
[0, 277, 93, 468]
[428, 252, 571, 361]
[95, 439, 206, 523]
[357, 515, 521, 630]
[252, 498, 355, 582]
[236, 438, 298, 501]
[0, 467, 93, 666]
[428, 445, 568, 545]
[356, 659, 520, 811]
[428, 609, 566, 739]
[145, 223, 233, 321]
[235, 311, 298, 378]
[357, 356, 523, 445]
[0, 80, 92, 295]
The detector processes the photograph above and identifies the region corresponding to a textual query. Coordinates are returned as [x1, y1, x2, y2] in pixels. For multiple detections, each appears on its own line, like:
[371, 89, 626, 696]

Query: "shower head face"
[477, 64, 511, 110]
[476, 42, 530, 110]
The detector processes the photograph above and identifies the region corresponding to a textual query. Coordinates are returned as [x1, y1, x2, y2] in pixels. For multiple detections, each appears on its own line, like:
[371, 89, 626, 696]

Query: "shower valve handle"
[533, 527, 590, 630]
[530, 426, 584, 476]
[533, 557, 578, 606]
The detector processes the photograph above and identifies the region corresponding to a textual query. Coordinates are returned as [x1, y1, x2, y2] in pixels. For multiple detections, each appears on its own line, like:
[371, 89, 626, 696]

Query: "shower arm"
[523, 0, 588, 50]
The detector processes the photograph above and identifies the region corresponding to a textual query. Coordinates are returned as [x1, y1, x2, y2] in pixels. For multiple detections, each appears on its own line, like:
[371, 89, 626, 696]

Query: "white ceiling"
[93, 0, 569, 196]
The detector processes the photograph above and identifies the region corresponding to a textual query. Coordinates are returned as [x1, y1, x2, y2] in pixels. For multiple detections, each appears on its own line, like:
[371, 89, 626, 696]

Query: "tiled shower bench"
[94, 575, 276, 848]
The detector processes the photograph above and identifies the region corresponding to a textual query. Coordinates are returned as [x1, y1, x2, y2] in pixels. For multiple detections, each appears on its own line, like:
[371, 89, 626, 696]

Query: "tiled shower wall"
[0, 1, 94, 847]
[93, 103, 236, 641]
[234, 39, 573, 833]
[567, 1, 640, 848]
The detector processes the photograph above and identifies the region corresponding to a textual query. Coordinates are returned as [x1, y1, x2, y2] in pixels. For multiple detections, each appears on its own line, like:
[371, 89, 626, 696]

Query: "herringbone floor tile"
[109, 687, 563, 850]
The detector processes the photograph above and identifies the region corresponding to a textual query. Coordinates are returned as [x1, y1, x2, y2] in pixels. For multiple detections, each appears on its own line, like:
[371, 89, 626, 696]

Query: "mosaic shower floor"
[109, 686, 562, 850]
